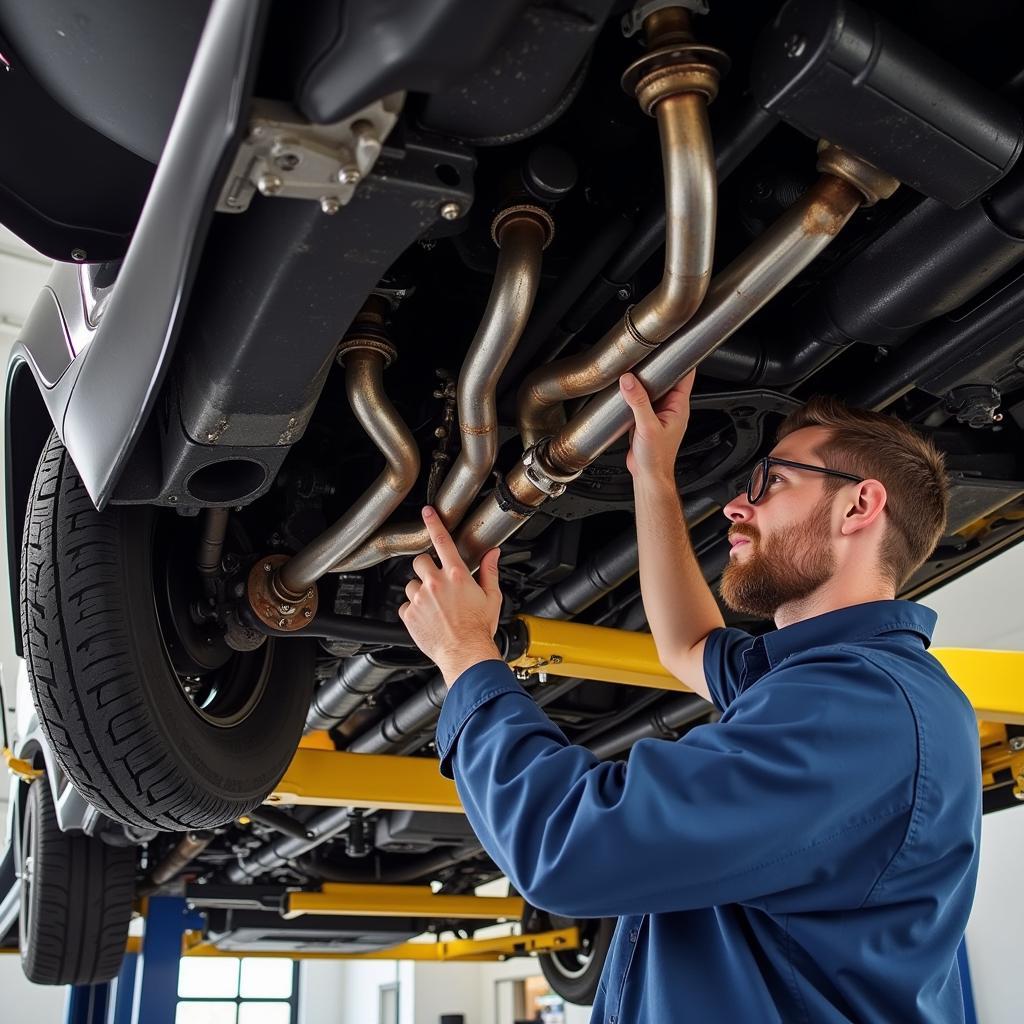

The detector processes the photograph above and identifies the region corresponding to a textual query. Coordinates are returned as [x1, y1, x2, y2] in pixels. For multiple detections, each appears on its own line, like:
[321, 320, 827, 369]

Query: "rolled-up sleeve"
[435, 648, 916, 919]
[701, 626, 754, 711]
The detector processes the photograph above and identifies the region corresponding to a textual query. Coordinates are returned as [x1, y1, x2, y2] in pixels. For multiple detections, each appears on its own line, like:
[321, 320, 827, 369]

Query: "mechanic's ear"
[840, 479, 887, 536]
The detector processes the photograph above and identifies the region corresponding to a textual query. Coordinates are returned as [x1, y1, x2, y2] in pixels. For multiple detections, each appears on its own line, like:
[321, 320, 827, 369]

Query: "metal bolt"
[277, 617, 288, 628]
[616, 286, 632, 301]
[168, 495, 178, 504]
[70, 248, 88, 261]
[784, 33, 806, 59]
[257, 173, 283, 196]
[439, 201, 462, 221]
[274, 151, 300, 171]
[264, 562, 273, 572]
[279, 604, 294, 614]
[303, 608, 313, 619]
[336, 165, 361, 186]
[1009, 736, 1024, 751]
[320, 196, 341, 215]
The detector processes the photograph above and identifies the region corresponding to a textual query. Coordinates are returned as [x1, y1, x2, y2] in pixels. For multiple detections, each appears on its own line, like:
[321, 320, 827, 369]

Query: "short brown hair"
[776, 396, 949, 591]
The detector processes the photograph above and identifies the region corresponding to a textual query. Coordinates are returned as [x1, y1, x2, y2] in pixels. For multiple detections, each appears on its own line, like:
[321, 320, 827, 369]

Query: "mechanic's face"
[719, 427, 839, 619]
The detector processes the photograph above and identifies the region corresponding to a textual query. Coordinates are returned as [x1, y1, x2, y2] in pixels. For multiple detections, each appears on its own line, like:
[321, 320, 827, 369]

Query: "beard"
[719, 497, 835, 619]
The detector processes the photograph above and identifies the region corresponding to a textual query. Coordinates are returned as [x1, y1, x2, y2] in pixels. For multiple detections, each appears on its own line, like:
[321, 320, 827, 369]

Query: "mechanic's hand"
[619, 370, 695, 480]
[398, 507, 503, 687]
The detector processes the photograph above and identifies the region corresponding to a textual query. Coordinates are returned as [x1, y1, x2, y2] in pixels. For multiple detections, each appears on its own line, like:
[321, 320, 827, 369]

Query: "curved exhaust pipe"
[277, 301, 420, 598]
[517, 9, 724, 446]
[334, 205, 553, 572]
[456, 145, 899, 568]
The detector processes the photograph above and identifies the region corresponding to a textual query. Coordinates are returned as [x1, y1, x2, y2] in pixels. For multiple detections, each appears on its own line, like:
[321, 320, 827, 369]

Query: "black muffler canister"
[752, 0, 1023, 207]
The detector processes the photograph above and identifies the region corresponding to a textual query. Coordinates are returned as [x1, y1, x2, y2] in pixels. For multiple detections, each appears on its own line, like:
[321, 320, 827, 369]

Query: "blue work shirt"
[435, 600, 981, 1023]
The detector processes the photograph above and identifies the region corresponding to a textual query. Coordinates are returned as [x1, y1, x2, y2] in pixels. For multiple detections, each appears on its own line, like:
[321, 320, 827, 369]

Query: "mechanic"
[398, 370, 981, 1024]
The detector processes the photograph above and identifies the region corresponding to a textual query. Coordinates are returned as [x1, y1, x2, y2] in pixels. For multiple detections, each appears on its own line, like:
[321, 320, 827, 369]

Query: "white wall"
[925, 541, 1024, 1024]
[0, 953, 67, 1020]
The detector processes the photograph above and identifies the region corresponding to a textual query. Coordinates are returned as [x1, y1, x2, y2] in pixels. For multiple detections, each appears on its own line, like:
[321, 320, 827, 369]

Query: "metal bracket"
[217, 93, 405, 214]
[622, 0, 709, 38]
[513, 654, 563, 681]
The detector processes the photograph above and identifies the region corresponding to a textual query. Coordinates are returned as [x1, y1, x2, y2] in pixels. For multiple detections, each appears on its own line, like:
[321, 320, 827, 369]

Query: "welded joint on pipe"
[624, 305, 659, 348]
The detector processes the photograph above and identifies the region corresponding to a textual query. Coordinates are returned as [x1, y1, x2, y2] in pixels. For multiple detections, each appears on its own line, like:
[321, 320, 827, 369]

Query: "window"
[378, 982, 399, 1024]
[176, 957, 298, 1024]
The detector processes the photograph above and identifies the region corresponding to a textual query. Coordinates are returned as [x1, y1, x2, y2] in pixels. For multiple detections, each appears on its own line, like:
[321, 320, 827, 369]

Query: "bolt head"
[70, 248, 88, 261]
[320, 195, 341, 215]
[336, 165, 361, 185]
[279, 603, 294, 614]
[1010, 736, 1024, 751]
[303, 608, 313, 619]
[257, 173, 283, 196]
[274, 152, 300, 171]
[263, 562, 273, 572]
[439, 201, 462, 221]
[277, 617, 288, 628]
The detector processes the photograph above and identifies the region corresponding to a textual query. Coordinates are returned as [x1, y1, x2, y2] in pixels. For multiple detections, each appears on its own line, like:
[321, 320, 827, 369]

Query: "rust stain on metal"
[801, 177, 862, 237]
[248, 553, 318, 632]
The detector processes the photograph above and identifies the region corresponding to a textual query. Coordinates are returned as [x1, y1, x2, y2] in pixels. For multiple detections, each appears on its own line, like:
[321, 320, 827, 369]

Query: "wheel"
[19, 777, 135, 984]
[21, 432, 316, 830]
[534, 910, 616, 1005]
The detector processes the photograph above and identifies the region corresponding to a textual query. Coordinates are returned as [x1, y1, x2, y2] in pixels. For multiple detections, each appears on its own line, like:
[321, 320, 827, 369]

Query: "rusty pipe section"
[334, 207, 553, 572]
[277, 303, 420, 598]
[517, 10, 725, 446]
[456, 145, 899, 569]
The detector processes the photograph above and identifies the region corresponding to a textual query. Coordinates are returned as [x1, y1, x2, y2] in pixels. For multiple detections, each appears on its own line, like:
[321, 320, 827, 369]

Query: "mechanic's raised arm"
[619, 372, 724, 703]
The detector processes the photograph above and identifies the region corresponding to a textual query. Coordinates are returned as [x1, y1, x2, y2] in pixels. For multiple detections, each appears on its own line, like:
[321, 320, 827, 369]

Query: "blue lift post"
[108, 953, 139, 1024]
[63, 982, 110, 1024]
[64, 896, 202, 1024]
[131, 896, 206, 1024]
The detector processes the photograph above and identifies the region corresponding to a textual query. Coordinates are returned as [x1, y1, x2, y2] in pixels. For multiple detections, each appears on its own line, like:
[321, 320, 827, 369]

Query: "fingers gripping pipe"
[516, 10, 725, 446]
[456, 145, 899, 569]
[333, 207, 553, 572]
[276, 303, 420, 599]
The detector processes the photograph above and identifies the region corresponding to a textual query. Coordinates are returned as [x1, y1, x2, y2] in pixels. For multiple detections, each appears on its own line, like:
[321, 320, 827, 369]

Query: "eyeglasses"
[746, 457, 863, 505]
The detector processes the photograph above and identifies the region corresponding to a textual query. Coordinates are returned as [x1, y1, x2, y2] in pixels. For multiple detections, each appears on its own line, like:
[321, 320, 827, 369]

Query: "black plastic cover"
[293, 0, 529, 124]
[751, 0, 1023, 208]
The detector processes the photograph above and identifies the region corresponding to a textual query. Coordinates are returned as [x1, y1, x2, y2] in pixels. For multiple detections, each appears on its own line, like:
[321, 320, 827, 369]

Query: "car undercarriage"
[4, 0, 1024, 998]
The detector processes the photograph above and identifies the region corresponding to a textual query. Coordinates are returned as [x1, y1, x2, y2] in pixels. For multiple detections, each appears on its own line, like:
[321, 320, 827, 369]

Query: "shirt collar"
[758, 599, 937, 672]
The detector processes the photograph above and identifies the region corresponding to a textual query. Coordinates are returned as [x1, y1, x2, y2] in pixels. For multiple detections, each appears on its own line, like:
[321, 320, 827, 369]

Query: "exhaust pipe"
[276, 300, 420, 599]
[517, 8, 724, 446]
[334, 204, 553, 572]
[456, 144, 899, 568]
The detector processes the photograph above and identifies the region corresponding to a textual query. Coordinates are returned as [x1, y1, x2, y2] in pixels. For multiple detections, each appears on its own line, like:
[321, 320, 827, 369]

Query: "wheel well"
[5, 359, 54, 657]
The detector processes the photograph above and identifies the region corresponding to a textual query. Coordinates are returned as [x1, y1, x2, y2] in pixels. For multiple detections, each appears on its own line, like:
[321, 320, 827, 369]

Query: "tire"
[21, 432, 316, 830]
[19, 777, 134, 984]
[535, 911, 616, 1005]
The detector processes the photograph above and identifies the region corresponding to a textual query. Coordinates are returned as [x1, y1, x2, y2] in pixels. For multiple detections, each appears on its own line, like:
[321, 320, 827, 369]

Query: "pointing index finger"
[422, 506, 461, 570]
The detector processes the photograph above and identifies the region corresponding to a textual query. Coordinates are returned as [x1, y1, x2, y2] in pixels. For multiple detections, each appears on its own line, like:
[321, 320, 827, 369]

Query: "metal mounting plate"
[217, 93, 405, 214]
